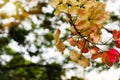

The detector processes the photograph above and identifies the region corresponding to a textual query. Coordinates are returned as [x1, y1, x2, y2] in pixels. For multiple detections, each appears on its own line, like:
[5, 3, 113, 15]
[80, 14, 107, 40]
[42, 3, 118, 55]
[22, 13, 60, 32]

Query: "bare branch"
[0, 63, 61, 71]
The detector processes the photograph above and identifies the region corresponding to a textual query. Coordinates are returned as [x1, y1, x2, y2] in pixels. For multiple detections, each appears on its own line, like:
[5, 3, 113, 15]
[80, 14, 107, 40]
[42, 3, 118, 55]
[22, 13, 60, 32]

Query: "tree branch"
[0, 63, 61, 71]
[103, 27, 112, 33]
[67, 14, 95, 46]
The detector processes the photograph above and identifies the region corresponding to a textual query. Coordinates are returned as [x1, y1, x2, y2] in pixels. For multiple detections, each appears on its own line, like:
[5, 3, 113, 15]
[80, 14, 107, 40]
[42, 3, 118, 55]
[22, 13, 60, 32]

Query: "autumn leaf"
[54, 4, 68, 16]
[77, 39, 85, 49]
[54, 29, 61, 43]
[69, 50, 81, 62]
[115, 40, 120, 48]
[69, 50, 90, 68]
[49, 0, 61, 8]
[67, 37, 77, 46]
[89, 46, 99, 54]
[112, 29, 120, 48]
[81, 47, 89, 53]
[69, 6, 79, 15]
[78, 54, 90, 68]
[56, 40, 65, 54]
[54, 29, 65, 54]
[90, 33, 101, 43]
[101, 48, 120, 66]
[91, 53, 102, 60]
[112, 29, 120, 40]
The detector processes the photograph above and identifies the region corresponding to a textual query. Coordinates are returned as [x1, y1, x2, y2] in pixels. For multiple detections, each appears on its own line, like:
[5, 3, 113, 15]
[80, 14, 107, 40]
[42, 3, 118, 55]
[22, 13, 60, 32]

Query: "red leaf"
[115, 40, 120, 48]
[77, 39, 85, 49]
[81, 47, 89, 53]
[107, 53, 119, 63]
[108, 48, 119, 56]
[101, 52, 113, 67]
[101, 49, 120, 67]
[112, 29, 120, 40]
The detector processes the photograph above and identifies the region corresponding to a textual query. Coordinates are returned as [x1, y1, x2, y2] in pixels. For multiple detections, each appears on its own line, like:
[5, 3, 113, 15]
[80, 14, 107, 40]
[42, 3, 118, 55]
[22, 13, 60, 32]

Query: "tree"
[50, 0, 120, 67]
[0, 0, 66, 80]
[0, 0, 120, 80]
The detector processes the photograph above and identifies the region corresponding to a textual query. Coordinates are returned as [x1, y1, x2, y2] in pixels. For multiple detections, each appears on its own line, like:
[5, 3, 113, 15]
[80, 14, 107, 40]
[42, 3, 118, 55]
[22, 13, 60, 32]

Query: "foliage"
[0, 0, 120, 80]
[0, 0, 66, 80]
[50, 0, 120, 67]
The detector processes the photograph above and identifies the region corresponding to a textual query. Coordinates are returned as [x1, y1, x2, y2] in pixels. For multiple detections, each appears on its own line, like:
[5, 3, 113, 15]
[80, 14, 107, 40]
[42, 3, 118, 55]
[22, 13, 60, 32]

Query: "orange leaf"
[77, 39, 85, 49]
[54, 29, 65, 54]
[101, 52, 113, 67]
[91, 53, 102, 60]
[67, 37, 77, 46]
[112, 29, 118, 40]
[56, 40, 65, 54]
[101, 52, 107, 63]
[54, 29, 61, 42]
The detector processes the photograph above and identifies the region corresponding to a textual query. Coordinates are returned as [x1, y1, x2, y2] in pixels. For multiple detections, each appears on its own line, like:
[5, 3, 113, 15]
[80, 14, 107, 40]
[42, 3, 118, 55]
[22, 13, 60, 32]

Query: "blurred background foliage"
[0, 0, 120, 80]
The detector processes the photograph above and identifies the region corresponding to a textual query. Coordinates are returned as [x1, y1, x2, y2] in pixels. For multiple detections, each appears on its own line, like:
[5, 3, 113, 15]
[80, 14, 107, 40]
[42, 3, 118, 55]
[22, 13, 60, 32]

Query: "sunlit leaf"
[56, 40, 65, 54]
[90, 46, 99, 54]
[54, 29, 61, 42]
[69, 50, 81, 62]
[78, 54, 90, 68]
[91, 53, 102, 60]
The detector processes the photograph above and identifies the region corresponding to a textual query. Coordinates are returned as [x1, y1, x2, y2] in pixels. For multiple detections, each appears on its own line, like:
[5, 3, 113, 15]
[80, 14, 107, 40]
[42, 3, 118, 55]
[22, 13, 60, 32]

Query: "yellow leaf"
[54, 4, 68, 16]
[62, 0, 68, 4]
[78, 0, 87, 5]
[89, 33, 101, 43]
[75, 20, 90, 32]
[69, 50, 90, 68]
[69, 50, 81, 62]
[84, 0, 96, 9]
[49, 0, 61, 8]
[69, 6, 79, 15]
[67, 0, 79, 6]
[78, 54, 90, 68]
